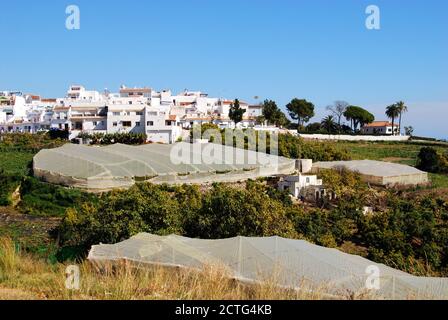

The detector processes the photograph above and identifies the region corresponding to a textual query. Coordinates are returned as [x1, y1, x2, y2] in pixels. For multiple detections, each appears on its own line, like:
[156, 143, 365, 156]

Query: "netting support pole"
[392, 276, 396, 300]
[238, 237, 243, 276]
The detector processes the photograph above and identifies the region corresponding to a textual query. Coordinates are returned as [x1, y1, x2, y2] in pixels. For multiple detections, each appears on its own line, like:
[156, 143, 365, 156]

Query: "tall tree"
[286, 98, 315, 131]
[229, 99, 245, 125]
[395, 101, 408, 135]
[326, 101, 348, 131]
[275, 112, 290, 128]
[343, 106, 374, 131]
[386, 104, 400, 136]
[321, 115, 337, 134]
[261, 99, 289, 127]
[261, 100, 279, 125]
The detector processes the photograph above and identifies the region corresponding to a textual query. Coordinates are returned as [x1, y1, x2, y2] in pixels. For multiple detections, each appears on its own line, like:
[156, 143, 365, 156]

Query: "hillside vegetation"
[1, 133, 448, 299]
[0, 237, 340, 300]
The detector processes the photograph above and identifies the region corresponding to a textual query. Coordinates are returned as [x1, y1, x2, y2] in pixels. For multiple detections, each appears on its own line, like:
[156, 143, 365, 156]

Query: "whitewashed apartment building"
[0, 91, 56, 134]
[1, 85, 264, 144]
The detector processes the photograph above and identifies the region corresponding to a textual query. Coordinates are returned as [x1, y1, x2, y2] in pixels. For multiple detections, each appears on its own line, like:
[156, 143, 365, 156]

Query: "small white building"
[145, 108, 182, 144]
[246, 104, 263, 118]
[67, 85, 103, 102]
[278, 174, 323, 198]
[361, 121, 399, 135]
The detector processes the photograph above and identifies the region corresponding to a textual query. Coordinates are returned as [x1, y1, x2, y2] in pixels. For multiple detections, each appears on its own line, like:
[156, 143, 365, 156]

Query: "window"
[306, 177, 310, 183]
[147, 121, 154, 126]
[113, 122, 118, 127]
[136, 122, 141, 127]
[93, 121, 98, 126]
[129, 101, 133, 105]
[113, 112, 120, 116]
[136, 112, 143, 116]
[122, 121, 132, 127]
[165, 120, 173, 126]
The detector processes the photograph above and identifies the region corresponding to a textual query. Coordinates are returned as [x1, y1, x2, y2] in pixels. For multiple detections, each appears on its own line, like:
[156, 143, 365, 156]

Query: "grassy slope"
[0, 151, 34, 176]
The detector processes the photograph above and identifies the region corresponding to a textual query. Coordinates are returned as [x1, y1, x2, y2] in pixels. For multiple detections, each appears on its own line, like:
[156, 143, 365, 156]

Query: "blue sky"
[1, 0, 447, 138]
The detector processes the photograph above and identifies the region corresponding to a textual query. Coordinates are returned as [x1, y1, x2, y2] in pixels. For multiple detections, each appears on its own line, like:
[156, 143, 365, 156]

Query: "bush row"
[58, 176, 448, 276]
[75, 132, 147, 145]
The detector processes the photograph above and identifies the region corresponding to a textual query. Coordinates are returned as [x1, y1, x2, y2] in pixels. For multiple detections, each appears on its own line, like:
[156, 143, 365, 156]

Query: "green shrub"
[58, 182, 298, 250]
[0, 132, 65, 153]
[416, 147, 448, 173]
[77, 132, 147, 145]
[19, 177, 94, 217]
[0, 170, 21, 206]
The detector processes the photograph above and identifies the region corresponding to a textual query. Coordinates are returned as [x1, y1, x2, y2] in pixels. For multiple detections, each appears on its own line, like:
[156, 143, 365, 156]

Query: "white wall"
[296, 133, 411, 142]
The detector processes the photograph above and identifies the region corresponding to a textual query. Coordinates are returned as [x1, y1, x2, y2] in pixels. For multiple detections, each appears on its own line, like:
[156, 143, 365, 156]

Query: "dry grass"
[1, 237, 347, 300]
[0, 237, 395, 300]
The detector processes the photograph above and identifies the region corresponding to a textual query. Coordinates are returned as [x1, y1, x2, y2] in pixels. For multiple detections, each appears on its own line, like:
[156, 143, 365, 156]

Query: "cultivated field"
[1, 135, 448, 300]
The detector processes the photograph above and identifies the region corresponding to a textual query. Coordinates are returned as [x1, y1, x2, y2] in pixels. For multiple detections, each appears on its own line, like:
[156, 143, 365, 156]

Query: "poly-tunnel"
[88, 233, 448, 300]
[33, 142, 297, 191]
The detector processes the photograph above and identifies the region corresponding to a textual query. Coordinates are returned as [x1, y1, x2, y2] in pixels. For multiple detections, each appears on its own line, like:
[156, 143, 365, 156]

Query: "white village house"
[1, 85, 265, 144]
[277, 159, 334, 203]
[0, 91, 56, 134]
[361, 121, 399, 135]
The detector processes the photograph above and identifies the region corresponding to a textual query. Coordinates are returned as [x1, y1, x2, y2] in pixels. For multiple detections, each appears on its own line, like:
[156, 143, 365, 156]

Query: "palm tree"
[321, 115, 337, 134]
[395, 101, 408, 135]
[386, 104, 400, 136]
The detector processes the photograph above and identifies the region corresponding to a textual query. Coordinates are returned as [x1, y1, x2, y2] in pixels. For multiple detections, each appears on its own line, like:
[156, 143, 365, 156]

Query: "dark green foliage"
[190, 123, 221, 142]
[277, 134, 351, 161]
[359, 197, 448, 274]
[305, 122, 322, 133]
[385, 104, 400, 135]
[261, 100, 290, 127]
[417, 147, 448, 173]
[344, 106, 375, 131]
[321, 115, 337, 133]
[0, 133, 67, 208]
[0, 132, 65, 153]
[59, 182, 298, 249]
[0, 169, 21, 206]
[286, 98, 315, 128]
[188, 182, 297, 239]
[48, 129, 69, 140]
[76, 132, 147, 145]
[3, 132, 448, 276]
[229, 99, 245, 124]
[18, 177, 95, 217]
